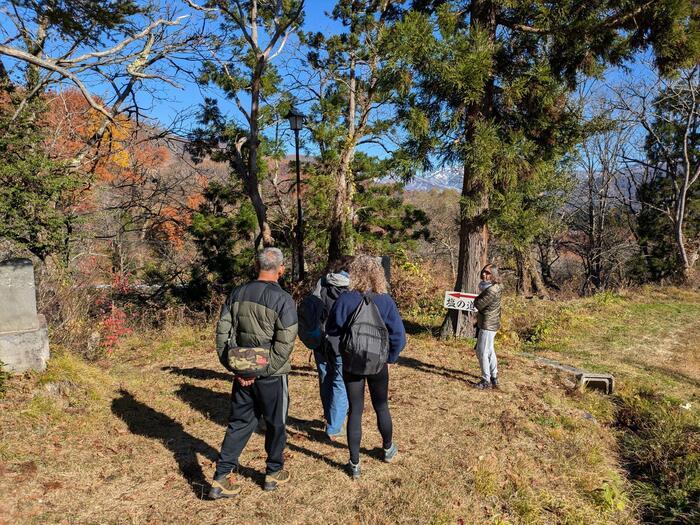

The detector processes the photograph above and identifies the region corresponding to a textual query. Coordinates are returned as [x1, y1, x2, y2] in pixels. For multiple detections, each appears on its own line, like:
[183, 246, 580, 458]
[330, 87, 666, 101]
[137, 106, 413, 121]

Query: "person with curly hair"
[326, 255, 406, 479]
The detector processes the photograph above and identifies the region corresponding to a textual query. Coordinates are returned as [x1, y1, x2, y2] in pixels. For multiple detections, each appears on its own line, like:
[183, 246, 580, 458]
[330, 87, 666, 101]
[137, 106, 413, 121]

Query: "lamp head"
[285, 106, 305, 131]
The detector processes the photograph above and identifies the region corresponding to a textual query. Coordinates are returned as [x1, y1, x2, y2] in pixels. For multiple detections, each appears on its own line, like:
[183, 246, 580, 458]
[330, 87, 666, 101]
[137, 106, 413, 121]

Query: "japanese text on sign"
[443, 291, 478, 312]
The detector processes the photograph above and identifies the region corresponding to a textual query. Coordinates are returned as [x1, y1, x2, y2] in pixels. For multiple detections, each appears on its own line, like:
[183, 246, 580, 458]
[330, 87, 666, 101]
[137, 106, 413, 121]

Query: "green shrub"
[615, 389, 700, 524]
[523, 316, 556, 346]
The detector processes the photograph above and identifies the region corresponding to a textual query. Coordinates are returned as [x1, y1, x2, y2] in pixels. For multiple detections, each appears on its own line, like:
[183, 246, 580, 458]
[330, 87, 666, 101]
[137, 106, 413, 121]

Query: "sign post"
[443, 291, 478, 312]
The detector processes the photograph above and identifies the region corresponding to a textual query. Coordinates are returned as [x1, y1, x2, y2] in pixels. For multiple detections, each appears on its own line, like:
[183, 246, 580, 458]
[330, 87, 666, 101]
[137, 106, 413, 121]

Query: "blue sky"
[145, 1, 342, 137]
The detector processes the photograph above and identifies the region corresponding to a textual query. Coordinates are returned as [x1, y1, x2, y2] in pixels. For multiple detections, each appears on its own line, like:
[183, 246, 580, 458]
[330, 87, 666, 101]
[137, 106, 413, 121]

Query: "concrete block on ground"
[576, 372, 615, 395]
[524, 353, 615, 395]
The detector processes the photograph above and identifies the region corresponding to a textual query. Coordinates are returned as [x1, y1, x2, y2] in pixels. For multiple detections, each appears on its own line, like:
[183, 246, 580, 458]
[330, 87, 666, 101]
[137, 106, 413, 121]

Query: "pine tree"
[187, 0, 305, 248]
[300, 151, 429, 266]
[302, 0, 412, 263]
[0, 88, 79, 261]
[189, 180, 258, 288]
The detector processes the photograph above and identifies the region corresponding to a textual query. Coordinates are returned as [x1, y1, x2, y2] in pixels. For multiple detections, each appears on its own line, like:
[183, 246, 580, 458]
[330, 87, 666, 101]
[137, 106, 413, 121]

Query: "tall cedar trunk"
[328, 47, 357, 264]
[440, 0, 494, 339]
[248, 57, 273, 248]
[440, 163, 489, 338]
[515, 249, 532, 296]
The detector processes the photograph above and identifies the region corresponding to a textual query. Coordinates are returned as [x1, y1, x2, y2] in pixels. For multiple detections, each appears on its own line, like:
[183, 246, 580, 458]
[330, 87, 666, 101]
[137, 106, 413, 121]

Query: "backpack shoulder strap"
[342, 293, 367, 331]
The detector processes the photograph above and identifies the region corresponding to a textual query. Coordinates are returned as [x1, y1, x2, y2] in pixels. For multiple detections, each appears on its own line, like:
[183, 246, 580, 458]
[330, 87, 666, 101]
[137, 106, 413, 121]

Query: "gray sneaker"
[473, 379, 491, 390]
[263, 469, 291, 491]
[347, 461, 361, 480]
[383, 442, 398, 463]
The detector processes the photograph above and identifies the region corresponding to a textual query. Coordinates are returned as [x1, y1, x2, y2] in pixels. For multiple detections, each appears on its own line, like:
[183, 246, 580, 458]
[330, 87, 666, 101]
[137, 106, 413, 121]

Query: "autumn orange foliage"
[43, 89, 206, 249]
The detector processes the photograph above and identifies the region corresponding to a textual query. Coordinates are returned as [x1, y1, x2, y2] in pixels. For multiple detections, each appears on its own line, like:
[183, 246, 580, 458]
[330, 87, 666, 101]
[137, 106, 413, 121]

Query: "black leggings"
[343, 363, 392, 464]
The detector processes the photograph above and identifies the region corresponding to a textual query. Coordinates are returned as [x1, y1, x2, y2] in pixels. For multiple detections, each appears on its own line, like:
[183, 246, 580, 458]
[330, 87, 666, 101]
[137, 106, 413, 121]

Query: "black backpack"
[298, 294, 326, 350]
[298, 278, 346, 351]
[340, 294, 389, 375]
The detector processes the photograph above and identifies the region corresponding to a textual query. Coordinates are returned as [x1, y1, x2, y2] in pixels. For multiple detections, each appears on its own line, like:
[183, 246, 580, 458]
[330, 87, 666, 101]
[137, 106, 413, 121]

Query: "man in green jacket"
[209, 248, 298, 499]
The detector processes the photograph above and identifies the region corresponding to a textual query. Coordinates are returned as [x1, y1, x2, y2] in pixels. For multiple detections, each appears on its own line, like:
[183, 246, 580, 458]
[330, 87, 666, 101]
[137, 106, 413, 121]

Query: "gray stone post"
[0, 259, 50, 373]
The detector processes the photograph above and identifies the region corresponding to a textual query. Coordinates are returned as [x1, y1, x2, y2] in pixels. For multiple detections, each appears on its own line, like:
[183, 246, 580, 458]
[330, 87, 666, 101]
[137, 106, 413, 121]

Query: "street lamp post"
[286, 107, 306, 281]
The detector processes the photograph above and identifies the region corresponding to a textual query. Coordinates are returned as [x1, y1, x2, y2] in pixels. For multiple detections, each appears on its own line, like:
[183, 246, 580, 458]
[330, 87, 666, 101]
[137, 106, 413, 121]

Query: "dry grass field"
[1, 287, 698, 524]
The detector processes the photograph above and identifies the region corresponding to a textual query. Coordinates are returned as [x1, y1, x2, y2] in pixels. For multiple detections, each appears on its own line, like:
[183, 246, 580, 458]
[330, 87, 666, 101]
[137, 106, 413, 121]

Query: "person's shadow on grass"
[111, 389, 220, 499]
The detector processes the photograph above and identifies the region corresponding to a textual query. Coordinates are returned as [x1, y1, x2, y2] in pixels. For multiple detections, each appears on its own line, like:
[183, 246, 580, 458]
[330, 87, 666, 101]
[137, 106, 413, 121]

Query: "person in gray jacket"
[209, 248, 298, 499]
[310, 258, 351, 439]
[473, 263, 502, 390]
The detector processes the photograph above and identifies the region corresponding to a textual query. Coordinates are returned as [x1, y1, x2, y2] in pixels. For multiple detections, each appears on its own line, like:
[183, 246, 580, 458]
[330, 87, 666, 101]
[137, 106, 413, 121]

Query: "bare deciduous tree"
[612, 65, 700, 279]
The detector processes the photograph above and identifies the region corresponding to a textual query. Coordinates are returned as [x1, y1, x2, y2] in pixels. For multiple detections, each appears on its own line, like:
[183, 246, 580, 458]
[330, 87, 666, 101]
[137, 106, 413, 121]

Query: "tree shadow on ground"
[642, 364, 700, 389]
[286, 415, 342, 449]
[286, 441, 348, 470]
[399, 355, 480, 383]
[111, 389, 227, 499]
[177, 385, 331, 447]
[162, 366, 232, 382]
[163, 364, 317, 380]
[286, 416, 383, 465]
[289, 365, 317, 378]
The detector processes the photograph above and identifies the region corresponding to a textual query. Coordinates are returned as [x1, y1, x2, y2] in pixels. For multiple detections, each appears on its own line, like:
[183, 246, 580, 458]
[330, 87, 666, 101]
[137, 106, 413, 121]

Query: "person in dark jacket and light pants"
[326, 255, 406, 479]
[473, 263, 502, 390]
[311, 258, 351, 439]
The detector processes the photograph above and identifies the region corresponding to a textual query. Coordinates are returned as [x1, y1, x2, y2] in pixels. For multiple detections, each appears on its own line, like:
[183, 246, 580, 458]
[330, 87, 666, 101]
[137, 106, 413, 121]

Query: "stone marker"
[0, 259, 50, 373]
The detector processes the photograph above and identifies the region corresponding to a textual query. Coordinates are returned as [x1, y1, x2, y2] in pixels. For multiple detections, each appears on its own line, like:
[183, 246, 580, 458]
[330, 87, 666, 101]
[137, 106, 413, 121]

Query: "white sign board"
[443, 291, 478, 312]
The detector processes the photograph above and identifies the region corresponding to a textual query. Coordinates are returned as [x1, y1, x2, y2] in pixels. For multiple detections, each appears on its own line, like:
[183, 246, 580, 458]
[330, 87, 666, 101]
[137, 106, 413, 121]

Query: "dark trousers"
[214, 375, 288, 477]
[344, 363, 392, 464]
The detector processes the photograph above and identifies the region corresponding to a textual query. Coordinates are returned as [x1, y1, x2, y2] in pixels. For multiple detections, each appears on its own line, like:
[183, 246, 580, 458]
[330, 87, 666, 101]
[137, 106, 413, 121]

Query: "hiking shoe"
[473, 379, 491, 390]
[491, 377, 500, 389]
[383, 442, 398, 463]
[208, 471, 242, 500]
[264, 469, 291, 491]
[347, 461, 361, 480]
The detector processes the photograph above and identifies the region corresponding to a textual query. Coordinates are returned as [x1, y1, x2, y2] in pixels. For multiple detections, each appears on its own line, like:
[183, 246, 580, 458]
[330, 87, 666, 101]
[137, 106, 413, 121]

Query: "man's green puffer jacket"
[216, 280, 298, 377]
[474, 283, 502, 331]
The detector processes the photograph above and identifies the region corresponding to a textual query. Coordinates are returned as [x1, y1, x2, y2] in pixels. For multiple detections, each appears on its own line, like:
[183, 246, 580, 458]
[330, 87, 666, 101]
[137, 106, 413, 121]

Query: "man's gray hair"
[257, 247, 284, 271]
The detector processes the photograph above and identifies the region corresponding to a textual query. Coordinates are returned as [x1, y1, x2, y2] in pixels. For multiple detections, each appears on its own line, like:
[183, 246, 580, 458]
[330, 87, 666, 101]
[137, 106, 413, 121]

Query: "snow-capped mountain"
[405, 165, 463, 191]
